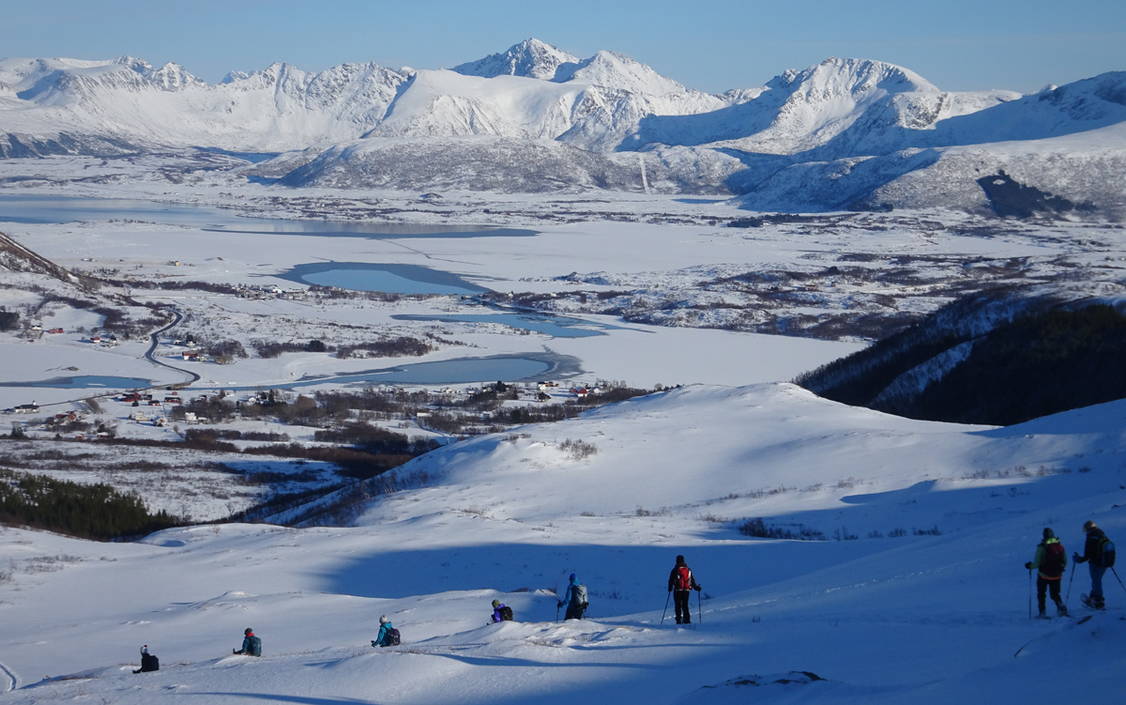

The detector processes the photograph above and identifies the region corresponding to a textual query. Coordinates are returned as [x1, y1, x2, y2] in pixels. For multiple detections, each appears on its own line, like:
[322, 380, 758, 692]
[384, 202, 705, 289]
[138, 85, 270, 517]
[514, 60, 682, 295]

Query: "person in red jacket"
[1025, 527, 1068, 618]
[667, 554, 701, 624]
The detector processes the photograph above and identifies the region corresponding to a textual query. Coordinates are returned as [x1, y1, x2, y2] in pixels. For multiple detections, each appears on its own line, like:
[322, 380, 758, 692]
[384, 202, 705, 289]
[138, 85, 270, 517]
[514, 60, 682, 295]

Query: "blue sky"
[5, 0, 1124, 92]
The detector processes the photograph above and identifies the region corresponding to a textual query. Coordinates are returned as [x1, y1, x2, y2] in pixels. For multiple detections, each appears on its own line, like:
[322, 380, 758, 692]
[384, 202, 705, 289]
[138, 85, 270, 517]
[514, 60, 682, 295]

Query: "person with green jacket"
[1025, 527, 1068, 618]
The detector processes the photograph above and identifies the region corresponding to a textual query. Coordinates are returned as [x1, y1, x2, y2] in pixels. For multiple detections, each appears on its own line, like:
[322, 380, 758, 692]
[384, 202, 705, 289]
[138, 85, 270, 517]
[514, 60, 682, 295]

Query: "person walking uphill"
[1074, 520, 1116, 610]
[668, 555, 701, 624]
[1025, 527, 1068, 617]
[558, 573, 589, 620]
[233, 628, 262, 656]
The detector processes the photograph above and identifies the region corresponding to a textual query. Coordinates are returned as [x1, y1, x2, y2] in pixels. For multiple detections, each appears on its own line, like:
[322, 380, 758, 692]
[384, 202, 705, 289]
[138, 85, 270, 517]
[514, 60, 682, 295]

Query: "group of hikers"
[132, 556, 702, 670]
[1025, 520, 1117, 617]
[131, 527, 1118, 672]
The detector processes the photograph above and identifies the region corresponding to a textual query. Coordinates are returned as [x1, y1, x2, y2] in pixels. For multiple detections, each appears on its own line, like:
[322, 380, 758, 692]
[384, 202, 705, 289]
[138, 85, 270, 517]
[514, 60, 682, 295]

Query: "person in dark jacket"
[233, 627, 262, 656]
[1074, 520, 1109, 609]
[133, 645, 159, 673]
[667, 555, 702, 624]
[1025, 527, 1068, 617]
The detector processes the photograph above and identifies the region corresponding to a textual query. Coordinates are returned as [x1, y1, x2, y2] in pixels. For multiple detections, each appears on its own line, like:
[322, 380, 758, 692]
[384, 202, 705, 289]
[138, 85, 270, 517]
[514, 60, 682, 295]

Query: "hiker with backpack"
[233, 628, 262, 656]
[1024, 527, 1068, 617]
[372, 615, 400, 647]
[1074, 520, 1116, 609]
[558, 573, 589, 620]
[491, 599, 514, 623]
[667, 554, 701, 624]
[133, 645, 159, 673]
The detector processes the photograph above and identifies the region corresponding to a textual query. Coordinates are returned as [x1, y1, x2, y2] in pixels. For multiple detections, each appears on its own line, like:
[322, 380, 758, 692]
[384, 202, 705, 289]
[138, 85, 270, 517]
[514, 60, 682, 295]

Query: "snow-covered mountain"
[2, 43, 1124, 215]
[0, 55, 409, 154]
[452, 37, 580, 80]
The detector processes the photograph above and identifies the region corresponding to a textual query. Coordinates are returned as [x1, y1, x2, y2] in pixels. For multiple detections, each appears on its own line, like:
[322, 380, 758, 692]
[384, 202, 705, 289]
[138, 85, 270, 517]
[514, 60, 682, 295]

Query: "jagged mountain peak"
[553, 49, 698, 98]
[452, 38, 580, 81]
[773, 57, 939, 97]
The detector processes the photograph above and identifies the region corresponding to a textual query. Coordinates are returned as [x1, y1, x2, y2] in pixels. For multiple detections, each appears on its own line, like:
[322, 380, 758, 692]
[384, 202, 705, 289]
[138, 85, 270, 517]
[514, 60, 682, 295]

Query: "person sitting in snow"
[372, 615, 399, 647]
[1025, 527, 1068, 617]
[233, 627, 262, 656]
[133, 644, 159, 673]
[558, 573, 589, 620]
[667, 554, 702, 624]
[491, 599, 514, 622]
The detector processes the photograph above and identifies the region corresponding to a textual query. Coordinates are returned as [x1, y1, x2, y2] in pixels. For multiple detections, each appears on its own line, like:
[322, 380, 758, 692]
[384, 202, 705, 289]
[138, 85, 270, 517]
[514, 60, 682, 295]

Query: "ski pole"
[660, 592, 671, 625]
[1027, 568, 1033, 620]
[697, 589, 703, 625]
[1066, 562, 1077, 601]
[1112, 567, 1126, 595]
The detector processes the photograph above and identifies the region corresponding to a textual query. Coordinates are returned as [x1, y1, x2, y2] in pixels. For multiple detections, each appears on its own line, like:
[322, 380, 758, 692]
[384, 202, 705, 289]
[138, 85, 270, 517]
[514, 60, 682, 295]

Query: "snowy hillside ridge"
[796, 289, 1126, 424]
[271, 136, 745, 193]
[1, 378, 1125, 703]
[452, 38, 580, 80]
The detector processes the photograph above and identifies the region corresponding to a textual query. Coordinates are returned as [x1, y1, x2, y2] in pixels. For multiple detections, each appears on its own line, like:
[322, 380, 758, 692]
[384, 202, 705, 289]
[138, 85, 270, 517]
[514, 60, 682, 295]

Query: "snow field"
[0, 383, 1123, 703]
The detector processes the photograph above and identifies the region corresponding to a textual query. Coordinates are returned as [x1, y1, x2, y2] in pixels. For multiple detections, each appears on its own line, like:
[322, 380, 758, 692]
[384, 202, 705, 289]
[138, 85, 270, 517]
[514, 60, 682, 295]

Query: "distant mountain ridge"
[2, 40, 1124, 216]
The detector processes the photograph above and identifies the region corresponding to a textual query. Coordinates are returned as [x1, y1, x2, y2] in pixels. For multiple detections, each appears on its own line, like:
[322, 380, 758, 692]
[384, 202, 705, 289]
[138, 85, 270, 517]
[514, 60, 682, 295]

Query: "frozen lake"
[279, 262, 491, 295]
[0, 194, 537, 239]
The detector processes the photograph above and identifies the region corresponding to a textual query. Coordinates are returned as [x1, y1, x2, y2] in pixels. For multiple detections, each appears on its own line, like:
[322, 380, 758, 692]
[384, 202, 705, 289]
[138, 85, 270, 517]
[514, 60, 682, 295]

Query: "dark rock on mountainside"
[976, 169, 1096, 218]
[797, 292, 1126, 425]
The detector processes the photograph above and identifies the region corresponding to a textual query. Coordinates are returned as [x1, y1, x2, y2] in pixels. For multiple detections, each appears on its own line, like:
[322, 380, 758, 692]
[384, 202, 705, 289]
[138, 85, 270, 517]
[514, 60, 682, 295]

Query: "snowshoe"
[1080, 594, 1106, 610]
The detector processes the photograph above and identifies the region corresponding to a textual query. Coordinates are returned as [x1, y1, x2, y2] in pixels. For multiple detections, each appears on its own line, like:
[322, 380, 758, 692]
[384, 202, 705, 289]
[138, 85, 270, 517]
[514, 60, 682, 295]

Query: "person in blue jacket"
[491, 599, 514, 622]
[372, 615, 397, 647]
[558, 573, 588, 620]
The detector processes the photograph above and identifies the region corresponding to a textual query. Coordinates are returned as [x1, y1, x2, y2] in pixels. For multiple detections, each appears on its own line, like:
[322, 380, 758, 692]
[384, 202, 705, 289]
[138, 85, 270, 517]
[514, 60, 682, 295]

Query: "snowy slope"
[2, 382, 1124, 703]
[276, 135, 745, 193]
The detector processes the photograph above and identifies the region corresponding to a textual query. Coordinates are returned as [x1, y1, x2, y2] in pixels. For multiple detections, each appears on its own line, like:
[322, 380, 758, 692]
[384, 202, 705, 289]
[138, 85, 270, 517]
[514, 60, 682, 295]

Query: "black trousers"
[1037, 576, 1062, 612]
[565, 602, 585, 620]
[673, 590, 692, 623]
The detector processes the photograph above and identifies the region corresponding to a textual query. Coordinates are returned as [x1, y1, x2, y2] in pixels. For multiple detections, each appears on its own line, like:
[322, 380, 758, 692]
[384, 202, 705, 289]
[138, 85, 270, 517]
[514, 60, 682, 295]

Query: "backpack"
[386, 628, 400, 646]
[141, 653, 159, 672]
[499, 605, 514, 621]
[572, 583, 589, 606]
[247, 635, 262, 657]
[676, 566, 692, 590]
[1100, 537, 1116, 568]
[1042, 541, 1066, 576]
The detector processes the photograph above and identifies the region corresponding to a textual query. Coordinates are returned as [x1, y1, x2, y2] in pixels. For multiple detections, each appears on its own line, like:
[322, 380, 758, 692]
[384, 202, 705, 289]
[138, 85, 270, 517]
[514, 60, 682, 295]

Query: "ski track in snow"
[0, 660, 18, 692]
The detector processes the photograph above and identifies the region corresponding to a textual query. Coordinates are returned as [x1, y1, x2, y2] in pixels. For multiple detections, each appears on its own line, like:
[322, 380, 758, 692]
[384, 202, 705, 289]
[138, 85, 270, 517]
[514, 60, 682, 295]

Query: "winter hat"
[1043, 527, 1055, 540]
[244, 628, 253, 635]
[675, 554, 686, 565]
[569, 573, 576, 583]
[1084, 520, 1098, 531]
[379, 615, 390, 624]
[492, 599, 500, 607]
